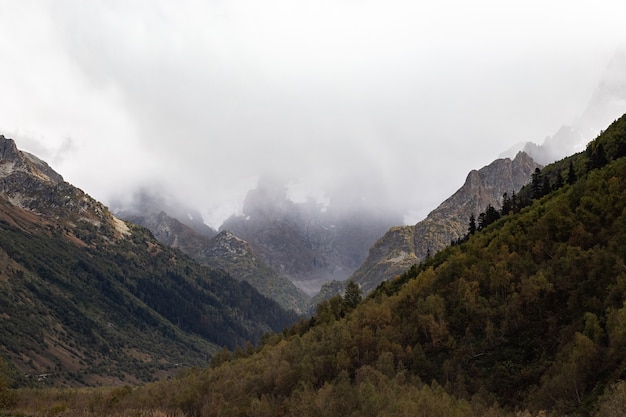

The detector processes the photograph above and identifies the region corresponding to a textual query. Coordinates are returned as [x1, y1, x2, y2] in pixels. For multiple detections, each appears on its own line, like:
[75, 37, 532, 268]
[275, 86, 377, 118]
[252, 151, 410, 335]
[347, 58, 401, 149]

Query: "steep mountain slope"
[200, 230, 311, 314]
[350, 151, 540, 294]
[0, 135, 297, 386]
[221, 178, 401, 295]
[120, 209, 310, 314]
[79, 113, 626, 416]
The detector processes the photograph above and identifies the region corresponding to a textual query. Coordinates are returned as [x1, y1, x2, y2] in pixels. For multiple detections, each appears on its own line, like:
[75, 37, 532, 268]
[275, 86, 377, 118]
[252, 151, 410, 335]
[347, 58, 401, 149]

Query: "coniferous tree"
[588, 142, 608, 170]
[553, 172, 564, 190]
[501, 192, 512, 216]
[541, 175, 551, 197]
[477, 204, 500, 230]
[567, 161, 577, 185]
[468, 214, 477, 236]
[343, 280, 362, 311]
[531, 168, 543, 199]
[485, 204, 500, 225]
[510, 191, 519, 213]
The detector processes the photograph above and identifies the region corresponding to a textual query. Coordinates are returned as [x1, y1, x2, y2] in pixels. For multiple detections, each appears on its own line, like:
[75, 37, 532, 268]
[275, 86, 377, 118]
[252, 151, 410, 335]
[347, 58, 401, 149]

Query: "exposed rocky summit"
[351, 151, 541, 294]
[0, 135, 129, 238]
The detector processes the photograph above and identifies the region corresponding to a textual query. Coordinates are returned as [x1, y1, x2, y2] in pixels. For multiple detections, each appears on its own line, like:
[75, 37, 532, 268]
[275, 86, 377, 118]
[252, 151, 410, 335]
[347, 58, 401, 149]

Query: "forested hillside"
[22, 113, 626, 416]
[0, 136, 299, 387]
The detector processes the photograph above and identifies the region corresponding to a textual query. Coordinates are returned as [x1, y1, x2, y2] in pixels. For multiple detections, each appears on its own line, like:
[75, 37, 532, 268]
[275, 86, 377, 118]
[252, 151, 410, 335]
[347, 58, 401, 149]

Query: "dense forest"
[4, 114, 626, 416]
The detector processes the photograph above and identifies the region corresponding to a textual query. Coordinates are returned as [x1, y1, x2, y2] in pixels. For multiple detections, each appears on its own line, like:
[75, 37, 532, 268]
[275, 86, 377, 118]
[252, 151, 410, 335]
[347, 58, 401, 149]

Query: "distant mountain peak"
[209, 230, 253, 259]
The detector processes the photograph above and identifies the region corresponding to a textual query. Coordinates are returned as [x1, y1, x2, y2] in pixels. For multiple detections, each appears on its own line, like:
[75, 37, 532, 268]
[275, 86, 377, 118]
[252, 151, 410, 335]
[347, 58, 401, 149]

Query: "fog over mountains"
[109, 50, 626, 302]
[502, 48, 626, 165]
[1, 2, 624, 231]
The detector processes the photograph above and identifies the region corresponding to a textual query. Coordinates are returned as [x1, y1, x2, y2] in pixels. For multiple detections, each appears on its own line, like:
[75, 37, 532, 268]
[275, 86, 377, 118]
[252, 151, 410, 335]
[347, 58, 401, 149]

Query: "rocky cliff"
[350, 151, 541, 294]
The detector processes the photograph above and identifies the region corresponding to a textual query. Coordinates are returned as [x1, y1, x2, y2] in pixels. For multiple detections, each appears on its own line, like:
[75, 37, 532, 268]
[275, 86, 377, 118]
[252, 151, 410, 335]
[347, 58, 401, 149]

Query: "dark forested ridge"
[31, 114, 626, 416]
[0, 136, 299, 387]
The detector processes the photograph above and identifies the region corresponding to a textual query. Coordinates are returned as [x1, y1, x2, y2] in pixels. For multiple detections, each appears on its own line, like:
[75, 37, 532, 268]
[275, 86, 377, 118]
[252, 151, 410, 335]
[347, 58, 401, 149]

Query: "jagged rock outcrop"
[0, 135, 129, 238]
[350, 151, 541, 294]
[576, 48, 626, 139]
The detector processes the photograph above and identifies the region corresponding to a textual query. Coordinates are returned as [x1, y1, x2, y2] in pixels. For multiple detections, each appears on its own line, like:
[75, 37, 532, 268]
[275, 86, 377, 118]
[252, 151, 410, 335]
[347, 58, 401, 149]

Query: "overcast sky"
[0, 1, 625, 227]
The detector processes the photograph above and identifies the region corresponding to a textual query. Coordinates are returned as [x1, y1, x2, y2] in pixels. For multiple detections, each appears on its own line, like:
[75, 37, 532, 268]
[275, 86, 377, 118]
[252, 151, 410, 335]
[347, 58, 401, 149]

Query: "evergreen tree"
[343, 280, 362, 311]
[510, 191, 519, 213]
[553, 172, 564, 190]
[531, 168, 543, 199]
[501, 192, 512, 216]
[541, 175, 551, 197]
[588, 142, 608, 170]
[477, 205, 500, 230]
[485, 204, 501, 225]
[567, 161, 577, 185]
[468, 214, 477, 235]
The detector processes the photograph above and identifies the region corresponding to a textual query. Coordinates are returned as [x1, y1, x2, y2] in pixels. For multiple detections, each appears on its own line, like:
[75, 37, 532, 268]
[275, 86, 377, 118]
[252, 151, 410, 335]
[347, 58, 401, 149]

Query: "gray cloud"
[0, 1, 625, 227]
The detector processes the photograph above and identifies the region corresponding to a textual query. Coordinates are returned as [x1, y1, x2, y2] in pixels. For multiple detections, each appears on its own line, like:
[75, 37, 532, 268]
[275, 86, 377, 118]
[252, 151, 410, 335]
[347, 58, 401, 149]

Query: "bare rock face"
[351, 151, 541, 294]
[0, 134, 129, 239]
[221, 178, 401, 296]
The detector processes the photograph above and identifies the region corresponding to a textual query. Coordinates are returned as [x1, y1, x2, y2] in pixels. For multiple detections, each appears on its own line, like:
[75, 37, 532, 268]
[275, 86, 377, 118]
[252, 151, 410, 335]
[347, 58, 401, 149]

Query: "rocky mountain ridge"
[0, 135, 298, 386]
[349, 151, 541, 294]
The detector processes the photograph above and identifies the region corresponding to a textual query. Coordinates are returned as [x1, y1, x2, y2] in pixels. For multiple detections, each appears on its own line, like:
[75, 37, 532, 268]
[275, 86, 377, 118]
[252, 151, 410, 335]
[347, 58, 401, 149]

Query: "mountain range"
[97, 49, 626, 312]
[0, 135, 298, 386]
[12, 111, 626, 417]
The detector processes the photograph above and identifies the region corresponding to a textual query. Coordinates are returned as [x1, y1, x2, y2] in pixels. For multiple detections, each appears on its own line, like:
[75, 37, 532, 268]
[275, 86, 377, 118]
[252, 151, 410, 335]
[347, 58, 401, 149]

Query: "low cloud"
[1, 1, 625, 227]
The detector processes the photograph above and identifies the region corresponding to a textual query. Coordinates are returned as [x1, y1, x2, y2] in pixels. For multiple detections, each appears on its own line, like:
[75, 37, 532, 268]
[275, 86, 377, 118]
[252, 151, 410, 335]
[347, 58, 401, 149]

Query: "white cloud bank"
[0, 0, 625, 227]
